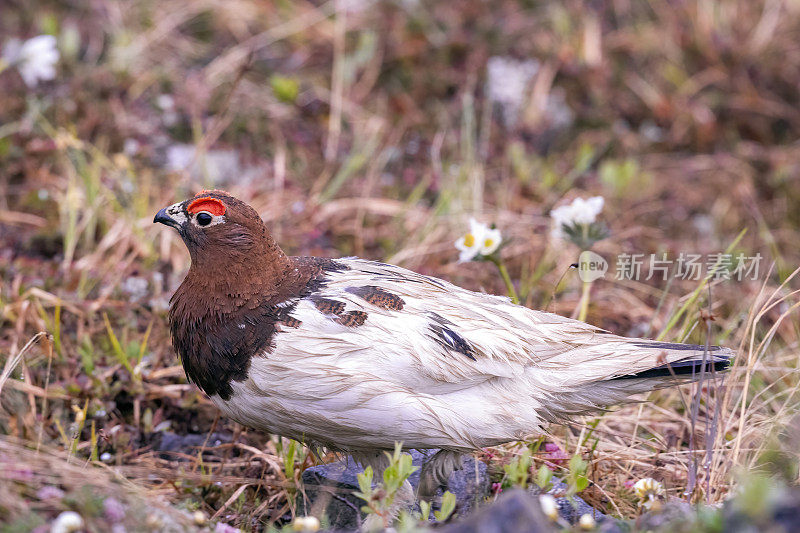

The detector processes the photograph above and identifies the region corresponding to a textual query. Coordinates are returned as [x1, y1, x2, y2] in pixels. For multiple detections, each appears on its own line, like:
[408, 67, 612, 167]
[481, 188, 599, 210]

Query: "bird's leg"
[416, 449, 463, 503]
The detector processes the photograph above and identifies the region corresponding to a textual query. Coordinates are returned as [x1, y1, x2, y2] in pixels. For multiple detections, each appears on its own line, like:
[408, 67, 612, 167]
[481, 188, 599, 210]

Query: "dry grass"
[2, 0, 800, 530]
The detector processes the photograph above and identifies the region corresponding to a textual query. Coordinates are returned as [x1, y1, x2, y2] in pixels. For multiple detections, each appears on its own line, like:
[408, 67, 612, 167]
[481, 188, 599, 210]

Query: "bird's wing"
[269, 258, 725, 395]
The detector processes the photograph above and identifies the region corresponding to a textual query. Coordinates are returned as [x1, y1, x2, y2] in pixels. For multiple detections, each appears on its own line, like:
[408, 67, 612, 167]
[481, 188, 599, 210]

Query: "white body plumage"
[211, 258, 730, 453]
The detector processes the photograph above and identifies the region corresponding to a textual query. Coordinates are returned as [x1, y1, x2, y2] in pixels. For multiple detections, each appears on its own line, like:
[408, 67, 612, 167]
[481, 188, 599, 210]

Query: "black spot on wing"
[294, 257, 350, 295]
[311, 296, 346, 315]
[346, 285, 405, 310]
[336, 310, 368, 327]
[427, 314, 476, 361]
[281, 316, 302, 328]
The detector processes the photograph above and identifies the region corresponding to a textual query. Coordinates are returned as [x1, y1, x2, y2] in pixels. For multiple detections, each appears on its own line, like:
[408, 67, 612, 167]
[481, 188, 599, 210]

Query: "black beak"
[154, 207, 180, 230]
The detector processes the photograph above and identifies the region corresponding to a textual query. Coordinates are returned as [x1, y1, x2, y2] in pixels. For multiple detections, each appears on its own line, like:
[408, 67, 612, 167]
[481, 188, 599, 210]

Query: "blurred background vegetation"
[1, 0, 799, 531]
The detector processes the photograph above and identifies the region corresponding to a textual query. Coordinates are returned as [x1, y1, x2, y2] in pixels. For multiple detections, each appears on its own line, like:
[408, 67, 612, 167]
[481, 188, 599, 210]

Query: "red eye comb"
[187, 197, 226, 217]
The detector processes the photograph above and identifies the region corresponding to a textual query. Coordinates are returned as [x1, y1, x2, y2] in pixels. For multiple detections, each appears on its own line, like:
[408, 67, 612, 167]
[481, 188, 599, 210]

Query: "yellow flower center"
[463, 233, 475, 247]
[484, 238, 494, 248]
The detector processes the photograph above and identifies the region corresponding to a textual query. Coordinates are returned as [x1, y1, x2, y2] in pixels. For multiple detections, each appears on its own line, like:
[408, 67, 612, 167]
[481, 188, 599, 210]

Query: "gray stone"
[296, 449, 490, 530]
[529, 478, 609, 525]
[298, 458, 364, 531]
[721, 485, 800, 533]
[436, 489, 555, 533]
[637, 500, 693, 531]
[152, 431, 231, 459]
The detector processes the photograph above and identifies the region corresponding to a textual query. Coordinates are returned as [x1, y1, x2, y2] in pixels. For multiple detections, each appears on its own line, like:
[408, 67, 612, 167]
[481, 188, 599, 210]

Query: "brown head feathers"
[154, 191, 347, 399]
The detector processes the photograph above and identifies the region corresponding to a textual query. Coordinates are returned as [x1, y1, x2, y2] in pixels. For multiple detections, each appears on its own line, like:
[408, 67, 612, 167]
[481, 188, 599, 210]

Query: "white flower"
[215, 522, 242, 533]
[291, 516, 320, 532]
[156, 94, 175, 110]
[486, 56, 539, 126]
[550, 196, 605, 240]
[579, 513, 596, 530]
[3, 35, 59, 87]
[51, 511, 84, 533]
[156, 94, 178, 126]
[633, 477, 665, 510]
[539, 494, 558, 521]
[454, 218, 502, 262]
[123, 138, 140, 156]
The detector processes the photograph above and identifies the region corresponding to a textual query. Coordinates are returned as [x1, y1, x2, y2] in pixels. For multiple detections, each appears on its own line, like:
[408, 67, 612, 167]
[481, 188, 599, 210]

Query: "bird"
[154, 190, 731, 501]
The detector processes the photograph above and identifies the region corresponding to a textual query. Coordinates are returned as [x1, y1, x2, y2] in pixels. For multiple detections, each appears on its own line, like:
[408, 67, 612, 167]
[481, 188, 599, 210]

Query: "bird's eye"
[196, 212, 213, 226]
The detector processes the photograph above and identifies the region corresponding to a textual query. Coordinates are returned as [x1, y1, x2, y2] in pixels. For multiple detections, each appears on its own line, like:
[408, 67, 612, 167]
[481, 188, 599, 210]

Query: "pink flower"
[8, 468, 33, 481]
[36, 486, 65, 500]
[103, 497, 126, 522]
[544, 443, 568, 466]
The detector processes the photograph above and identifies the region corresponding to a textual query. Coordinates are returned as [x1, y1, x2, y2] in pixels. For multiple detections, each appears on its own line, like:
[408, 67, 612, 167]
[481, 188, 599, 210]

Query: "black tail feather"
[612, 353, 731, 380]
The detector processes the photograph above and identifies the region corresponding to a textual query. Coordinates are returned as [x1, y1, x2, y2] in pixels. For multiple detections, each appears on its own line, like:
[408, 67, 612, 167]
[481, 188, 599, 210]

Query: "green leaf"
[567, 454, 589, 495]
[419, 501, 431, 521]
[357, 466, 373, 495]
[568, 454, 587, 473]
[270, 75, 299, 103]
[536, 465, 553, 489]
[40, 12, 59, 36]
[103, 313, 133, 375]
[434, 491, 456, 521]
[503, 449, 532, 489]
[574, 143, 596, 174]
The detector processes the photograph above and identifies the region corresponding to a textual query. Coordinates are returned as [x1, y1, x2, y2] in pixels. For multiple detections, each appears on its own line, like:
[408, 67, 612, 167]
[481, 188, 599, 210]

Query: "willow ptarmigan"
[154, 190, 731, 494]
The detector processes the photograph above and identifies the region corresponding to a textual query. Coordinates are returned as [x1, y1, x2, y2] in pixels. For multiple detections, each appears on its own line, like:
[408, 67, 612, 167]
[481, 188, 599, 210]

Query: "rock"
[151, 431, 231, 459]
[721, 485, 800, 533]
[436, 489, 554, 533]
[529, 478, 609, 525]
[296, 449, 490, 530]
[297, 456, 364, 530]
[629, 485, 800, 532]
[411, 449, 490, 515]
[439, 484, 621, 533]
[637, 500, 693, 531]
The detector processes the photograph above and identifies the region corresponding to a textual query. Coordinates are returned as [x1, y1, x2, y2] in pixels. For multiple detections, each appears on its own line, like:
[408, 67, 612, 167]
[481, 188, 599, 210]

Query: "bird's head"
[154, 190, 280, 270]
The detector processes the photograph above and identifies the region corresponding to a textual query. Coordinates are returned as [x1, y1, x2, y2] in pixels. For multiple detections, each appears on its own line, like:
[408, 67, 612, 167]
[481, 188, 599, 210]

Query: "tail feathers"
[543, 343, 733, 419]
[611, 349, 731, 381]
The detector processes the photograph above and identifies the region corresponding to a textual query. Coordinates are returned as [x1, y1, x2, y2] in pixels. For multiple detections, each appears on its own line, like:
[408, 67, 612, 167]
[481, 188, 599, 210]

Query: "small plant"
[275, 437, 307, 508]
[535, 464, 554, 492]
[433, 490, 456, 521]
[419, 490, 456, 523]
[549, 196, 608, 321]
[599, 158, 652, 197]
[353, 443, 418, 528]
[102, 314, 151, 388]
[565, 454, 590, 497]
[503, 448, 532, 489]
